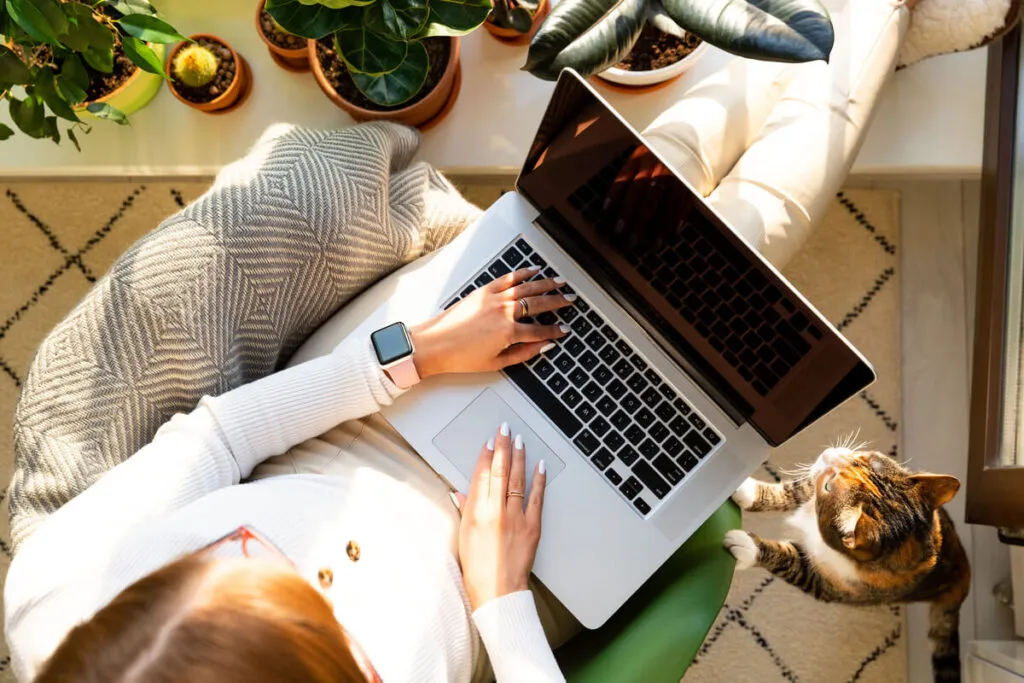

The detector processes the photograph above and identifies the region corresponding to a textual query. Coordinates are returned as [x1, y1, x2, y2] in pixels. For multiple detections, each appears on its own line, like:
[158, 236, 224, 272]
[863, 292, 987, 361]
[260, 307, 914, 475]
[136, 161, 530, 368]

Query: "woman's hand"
[454, 423, 546, 611]
[409, 266, 574, 378]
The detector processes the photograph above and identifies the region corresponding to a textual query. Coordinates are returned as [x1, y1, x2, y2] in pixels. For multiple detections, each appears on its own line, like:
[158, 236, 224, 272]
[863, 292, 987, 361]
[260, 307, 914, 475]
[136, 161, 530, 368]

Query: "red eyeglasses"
[197, 526, 383, 683]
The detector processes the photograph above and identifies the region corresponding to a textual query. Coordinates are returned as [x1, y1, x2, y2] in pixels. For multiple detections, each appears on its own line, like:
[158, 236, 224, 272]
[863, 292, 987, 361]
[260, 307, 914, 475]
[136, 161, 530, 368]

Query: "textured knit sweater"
[3, 335, 565, 683]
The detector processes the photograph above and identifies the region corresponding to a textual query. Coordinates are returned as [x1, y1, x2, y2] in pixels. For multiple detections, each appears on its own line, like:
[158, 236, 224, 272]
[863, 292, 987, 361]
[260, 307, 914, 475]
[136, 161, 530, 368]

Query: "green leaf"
[524, 0, 646, 80]
[35, 68, 80, 122]
[351, 39, 428, 106]
[660, 0, 833, 62]
[104, 0, 158, 16]
[122, 35, 168, 78]
[59, 3, 112, 54]
[421, 0, 491, 37]
[6, 0, 66, 45]
[67, 126, 81, 151]
[117, 13, 188, 44]
[43, 115, 60, 144]
[9, 95, 46, 138]
[86, 101, 129, 124]
[0, 46, 30, 85]
[335, 11, 408, 75]
[0, 123, 13, 141]
[646, 0, 685, 38]
[58, 55, 89, 104]
[365, 0, 429, 41]
[265, 0, 368, 39]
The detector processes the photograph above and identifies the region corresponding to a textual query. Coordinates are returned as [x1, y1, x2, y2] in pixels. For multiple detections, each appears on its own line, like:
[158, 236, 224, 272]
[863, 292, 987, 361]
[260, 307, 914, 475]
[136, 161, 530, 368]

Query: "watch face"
[372, 322, 413, 365]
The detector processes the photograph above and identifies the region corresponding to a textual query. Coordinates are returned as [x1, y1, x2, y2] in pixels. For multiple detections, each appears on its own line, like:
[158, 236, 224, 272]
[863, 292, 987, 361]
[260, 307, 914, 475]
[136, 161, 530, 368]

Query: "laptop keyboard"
[568, 160, 822, 397]
[442, 237, 724, 518]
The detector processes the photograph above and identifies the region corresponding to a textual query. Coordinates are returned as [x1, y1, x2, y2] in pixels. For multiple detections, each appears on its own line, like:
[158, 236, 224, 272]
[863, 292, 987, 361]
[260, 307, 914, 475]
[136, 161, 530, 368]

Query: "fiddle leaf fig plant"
[266, 0, 491, 107]
[524, 0, 835, 80]
[0, 0, 187, 147]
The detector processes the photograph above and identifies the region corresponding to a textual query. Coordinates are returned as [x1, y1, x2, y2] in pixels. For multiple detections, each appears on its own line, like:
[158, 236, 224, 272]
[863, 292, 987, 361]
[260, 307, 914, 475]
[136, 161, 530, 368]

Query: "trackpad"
[432, 389, 566, 496]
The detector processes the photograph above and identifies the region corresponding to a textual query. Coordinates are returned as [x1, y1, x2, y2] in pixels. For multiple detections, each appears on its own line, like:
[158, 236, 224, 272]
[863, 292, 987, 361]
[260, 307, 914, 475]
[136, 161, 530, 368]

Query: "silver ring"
[518, 298, 530, 319]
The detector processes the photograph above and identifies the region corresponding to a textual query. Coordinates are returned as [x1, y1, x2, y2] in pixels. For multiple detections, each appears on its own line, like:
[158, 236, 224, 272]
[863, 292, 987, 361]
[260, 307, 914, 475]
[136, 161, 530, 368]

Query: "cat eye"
[823, 477, 833, 492]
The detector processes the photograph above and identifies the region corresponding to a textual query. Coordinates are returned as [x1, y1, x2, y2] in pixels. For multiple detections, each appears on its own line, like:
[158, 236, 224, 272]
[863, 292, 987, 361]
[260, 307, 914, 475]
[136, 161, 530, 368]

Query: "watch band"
[386, 356, 421, 389]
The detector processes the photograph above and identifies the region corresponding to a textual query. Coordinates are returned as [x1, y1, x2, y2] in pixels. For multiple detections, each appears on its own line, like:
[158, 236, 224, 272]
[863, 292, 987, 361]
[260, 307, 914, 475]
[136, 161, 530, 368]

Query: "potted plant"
[166, 35, 251, 114]
[256, 1, 308, 71]
[0, 0, 186, 148]
[484, 0, 550, 44]
[265, 0, 490, 128]
[525, 0, 835, 87]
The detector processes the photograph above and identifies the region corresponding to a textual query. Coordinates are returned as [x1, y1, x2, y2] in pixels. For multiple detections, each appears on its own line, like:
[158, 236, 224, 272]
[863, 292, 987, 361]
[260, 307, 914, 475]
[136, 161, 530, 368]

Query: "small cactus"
[173, 45, 218, 88]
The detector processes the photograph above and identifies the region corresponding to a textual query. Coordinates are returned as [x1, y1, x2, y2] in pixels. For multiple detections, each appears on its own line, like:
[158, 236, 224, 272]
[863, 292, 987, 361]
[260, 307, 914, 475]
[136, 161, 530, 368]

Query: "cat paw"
[724, 530, 759, 570]
[731, 478, 758, 510]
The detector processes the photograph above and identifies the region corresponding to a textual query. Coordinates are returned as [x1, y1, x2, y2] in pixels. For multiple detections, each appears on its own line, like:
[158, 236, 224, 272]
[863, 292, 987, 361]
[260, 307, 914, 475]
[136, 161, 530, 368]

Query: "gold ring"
[507, 490, 525, 498]
[518, 298, 530, 319]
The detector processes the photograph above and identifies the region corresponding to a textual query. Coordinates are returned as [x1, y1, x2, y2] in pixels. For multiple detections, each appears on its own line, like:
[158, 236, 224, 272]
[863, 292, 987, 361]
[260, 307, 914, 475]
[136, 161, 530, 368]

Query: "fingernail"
[553, 276, 566, 284]
[500, 422, 509, 437]
[540, 342, 556, 354]
[486, 438, 495, 451]
[539, 459, 547, 475]
[528, 264, 542, 272]
[564, 293, 578, 302]
[559, 324, 570, 334]
[514, 434, 523, 450]
[448, 491, 461, 510]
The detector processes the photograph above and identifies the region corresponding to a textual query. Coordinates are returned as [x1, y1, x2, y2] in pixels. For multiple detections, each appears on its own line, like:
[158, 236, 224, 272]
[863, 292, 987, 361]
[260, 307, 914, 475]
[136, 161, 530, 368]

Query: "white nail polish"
[448, 491, 461, 510]
[486, 438, 495, 451]
[564, 293, 578, 302]
[528, 264, 542, 272]
[514, 434, 524, 450]
[553, 276, 566, 284]
[500, 422, 509, 437]
[559, 324, 571, 334]
[539, 459, 547, 475]
[539, 342, 556, 354]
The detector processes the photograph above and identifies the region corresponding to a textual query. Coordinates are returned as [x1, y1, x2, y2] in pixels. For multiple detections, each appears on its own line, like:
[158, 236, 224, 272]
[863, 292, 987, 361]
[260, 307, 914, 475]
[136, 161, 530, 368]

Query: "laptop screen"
[516, 70, 875, 446]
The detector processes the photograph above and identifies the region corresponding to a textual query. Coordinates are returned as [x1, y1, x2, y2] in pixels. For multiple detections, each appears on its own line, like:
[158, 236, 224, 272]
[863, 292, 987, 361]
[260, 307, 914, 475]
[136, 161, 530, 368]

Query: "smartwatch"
[371, 322, 421, 389]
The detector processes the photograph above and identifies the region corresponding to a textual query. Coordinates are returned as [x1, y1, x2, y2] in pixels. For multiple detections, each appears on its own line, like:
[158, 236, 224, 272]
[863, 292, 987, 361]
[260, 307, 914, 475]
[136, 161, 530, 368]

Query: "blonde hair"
[35, 554, 367, 683]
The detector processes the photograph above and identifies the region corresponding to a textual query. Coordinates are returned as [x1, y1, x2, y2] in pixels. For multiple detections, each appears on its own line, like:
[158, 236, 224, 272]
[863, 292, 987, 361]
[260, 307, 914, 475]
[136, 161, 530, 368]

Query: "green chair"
[555, 501, 741, 682]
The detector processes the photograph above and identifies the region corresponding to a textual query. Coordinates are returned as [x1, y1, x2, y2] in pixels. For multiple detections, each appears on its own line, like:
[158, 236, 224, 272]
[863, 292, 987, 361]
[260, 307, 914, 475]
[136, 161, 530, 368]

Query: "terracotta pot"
[308, 37, 460, 129]
[484, 0, 550, 44]
[167, 35, 250, 113]
[256, 1, 309, 71]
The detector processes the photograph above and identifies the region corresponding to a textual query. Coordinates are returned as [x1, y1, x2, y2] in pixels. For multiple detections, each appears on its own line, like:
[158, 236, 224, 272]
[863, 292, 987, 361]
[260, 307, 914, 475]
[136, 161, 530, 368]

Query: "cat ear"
[839, 506, 865, 549]
[909, 474, 961, 508]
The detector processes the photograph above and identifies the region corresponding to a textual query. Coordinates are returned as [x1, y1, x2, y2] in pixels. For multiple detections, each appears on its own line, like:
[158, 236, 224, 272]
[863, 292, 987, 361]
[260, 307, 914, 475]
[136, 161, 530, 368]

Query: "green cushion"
[555, 501, 741, 682]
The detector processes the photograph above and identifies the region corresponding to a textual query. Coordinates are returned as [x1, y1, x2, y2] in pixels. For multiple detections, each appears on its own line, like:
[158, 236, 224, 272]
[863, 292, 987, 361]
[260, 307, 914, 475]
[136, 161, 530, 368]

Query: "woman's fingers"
[490, 266, 543, 293]
[510, 277, 565, 300]
[514, 322, 568, 345]
[526, 460, 547, 528]
[489, 422, 512, 504]
[468, 439, 495, 507]
[515, 293, 574, 320]
[507, 433, 527, 514]
[496, 340, 556, 368]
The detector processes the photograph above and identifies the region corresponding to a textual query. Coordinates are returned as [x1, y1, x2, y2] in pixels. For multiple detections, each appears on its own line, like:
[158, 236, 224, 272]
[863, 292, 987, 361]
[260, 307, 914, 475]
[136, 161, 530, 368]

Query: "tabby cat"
[724, 446, 970, 683]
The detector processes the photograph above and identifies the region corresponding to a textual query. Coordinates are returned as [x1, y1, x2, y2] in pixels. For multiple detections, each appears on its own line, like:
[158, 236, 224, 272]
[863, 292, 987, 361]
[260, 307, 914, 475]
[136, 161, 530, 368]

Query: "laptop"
[348, 70, 876, 628]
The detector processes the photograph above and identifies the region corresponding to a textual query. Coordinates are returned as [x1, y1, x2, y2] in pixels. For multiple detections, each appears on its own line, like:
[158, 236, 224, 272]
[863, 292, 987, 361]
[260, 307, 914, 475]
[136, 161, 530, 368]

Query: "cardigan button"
[346, 540, 361, 562]
[318, 568, 334, 589]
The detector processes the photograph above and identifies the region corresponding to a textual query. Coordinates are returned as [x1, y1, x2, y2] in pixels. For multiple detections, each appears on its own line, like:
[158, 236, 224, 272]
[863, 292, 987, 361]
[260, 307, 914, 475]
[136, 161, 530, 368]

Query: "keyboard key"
[548, 373, 568, 394]
[565, 337, 586, 356]
[502, 246, 524, 268]
[601, 325, 619, 342]
[475, 272, 494, 287]
[615, 340, 633, 357]
[534, 359, 554, 380]
[504, 364, 581, 438]
[635, 407, 655, 428]
[543, 267, 559, 279]
[561, 307, 579, 323]
[639, 438, 660, 460]
[678, 450, 700, 472]
[607, 379, 628, 399]
[590, 415, 611, 437]
[583, 381, 603, 402]
[574, 401, 596, 423]
[605, 468, 623, 485]
[663, 436, 683, 457]
[688, 413, 707, 431]
[627, 373, 648, 395]
[630, 355, 648, 372]
[574, 298, 590, 313]
[625, 424, 645, 444]
[633, 497, 652, 515]
[641, 387, 662, 409]
[653, 454, 684, 484]
[673, 399, 692, 415]
[620, 476, 643, 500]
[599, 345, 621, 366]
[650, 422, 670, 443]
[563, 388, 582, 408]
[683, 430, 712, 457]
[596, 395, 617, 416]
[703, 428, 721, 445]
[669, 415, 690, 437]
[554, 354, 575, 375]
[489, 260, 511, 278]
[585, 330, 607, 351]
[606, 431, 625, 453]
[515, 238, 533, 256]
[592, 447, 614, 469]
[613, 359, 634, 380]
[611, 410, 631, 431]
[574, 430, 599, 455]
[632, 460, 670, 498]
[530, 253, 547, 268]
[655, 401, 676, 423]
[593, 365, 614, 385]
[579, 351, 599, 371]
[621, 393, 642, 414]
[644, 369, 662, 386]
[537, 311, 558, 325]
[569, 367, 589, 387]
[571, 318, 593, 337]
[614, 446, 638, 466]
[461, 285, 476, 298]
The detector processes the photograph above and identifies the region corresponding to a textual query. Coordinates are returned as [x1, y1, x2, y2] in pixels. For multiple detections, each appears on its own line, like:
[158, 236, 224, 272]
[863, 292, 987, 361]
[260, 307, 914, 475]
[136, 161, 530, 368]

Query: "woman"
[3, 0, 951, 680]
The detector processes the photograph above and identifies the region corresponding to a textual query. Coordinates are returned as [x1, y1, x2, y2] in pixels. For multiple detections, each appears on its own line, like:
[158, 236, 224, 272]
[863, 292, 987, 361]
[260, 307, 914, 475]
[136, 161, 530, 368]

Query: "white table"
[0, 0, 988, 177]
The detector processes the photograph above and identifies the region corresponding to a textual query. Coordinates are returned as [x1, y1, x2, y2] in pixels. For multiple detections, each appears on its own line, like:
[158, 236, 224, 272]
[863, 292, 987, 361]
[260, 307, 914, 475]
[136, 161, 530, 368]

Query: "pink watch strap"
[386, 356, 421, 389]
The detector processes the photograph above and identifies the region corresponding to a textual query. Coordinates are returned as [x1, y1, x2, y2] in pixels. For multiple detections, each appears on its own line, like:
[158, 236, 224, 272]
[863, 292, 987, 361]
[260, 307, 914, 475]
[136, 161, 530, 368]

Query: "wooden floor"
[848, 178, 1016, 682]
